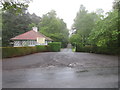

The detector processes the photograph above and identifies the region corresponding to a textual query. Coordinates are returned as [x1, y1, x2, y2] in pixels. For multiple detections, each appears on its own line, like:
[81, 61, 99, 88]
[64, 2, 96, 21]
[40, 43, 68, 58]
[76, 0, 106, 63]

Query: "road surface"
[2, 47, 118, 88]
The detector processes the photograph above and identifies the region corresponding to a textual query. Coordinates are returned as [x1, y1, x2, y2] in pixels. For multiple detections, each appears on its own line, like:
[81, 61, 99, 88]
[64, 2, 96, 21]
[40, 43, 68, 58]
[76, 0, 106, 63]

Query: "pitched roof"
[11, 30, 53, 41]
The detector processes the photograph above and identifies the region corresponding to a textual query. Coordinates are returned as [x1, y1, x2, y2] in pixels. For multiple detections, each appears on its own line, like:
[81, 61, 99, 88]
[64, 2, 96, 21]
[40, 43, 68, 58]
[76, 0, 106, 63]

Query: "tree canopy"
[2, 8, 69, 47]
[70, 5, 99, 46]
[1, 0, 31, 14]
[70, 3, 120, 54]
[38, 10, 69, 48]
[2, 8, 41, 46]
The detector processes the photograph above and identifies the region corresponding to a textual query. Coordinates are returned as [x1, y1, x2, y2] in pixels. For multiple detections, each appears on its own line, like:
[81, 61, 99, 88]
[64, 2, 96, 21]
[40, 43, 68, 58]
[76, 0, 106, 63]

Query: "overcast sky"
[28, 0, 114, 29]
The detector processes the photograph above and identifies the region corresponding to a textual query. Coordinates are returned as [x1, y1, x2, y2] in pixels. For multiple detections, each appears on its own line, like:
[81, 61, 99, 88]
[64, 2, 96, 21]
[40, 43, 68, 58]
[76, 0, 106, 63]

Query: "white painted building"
[11, 27, 53, 47]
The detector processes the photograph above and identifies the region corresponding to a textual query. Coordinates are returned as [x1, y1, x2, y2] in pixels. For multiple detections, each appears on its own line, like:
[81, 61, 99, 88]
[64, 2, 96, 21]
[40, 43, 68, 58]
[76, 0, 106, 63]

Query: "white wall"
[13, 40, 52, 47]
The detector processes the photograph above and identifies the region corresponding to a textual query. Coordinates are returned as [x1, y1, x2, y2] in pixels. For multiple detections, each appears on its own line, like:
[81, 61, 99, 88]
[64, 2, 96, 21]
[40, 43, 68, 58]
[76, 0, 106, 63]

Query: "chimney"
[32, 27, 38, 32]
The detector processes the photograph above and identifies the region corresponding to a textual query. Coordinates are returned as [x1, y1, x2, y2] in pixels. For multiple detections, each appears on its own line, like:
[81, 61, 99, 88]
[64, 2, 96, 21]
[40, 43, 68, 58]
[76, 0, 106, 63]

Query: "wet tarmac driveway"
[2, 48, 118, 88]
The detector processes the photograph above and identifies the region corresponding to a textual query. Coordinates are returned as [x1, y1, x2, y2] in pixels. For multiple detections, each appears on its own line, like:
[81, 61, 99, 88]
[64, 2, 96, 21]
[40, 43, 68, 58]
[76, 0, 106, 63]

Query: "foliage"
[76, 43, 91, 52]
[2, 8, 41, 47]
[73, 5, 99, 46]
[2, 11, 31, 46]
[1, 0, 31, 14]
[76, 43, 119, 55]
[48, 42, 61, 52]
[48, 33, 68, 48]
[71, 4, 120, 55]
[89, 10, 119, 48]
[69, 34, 80, 47]
[36, 45, 50, 52]
[113, 0, 120, 10]
[38, 10, 69, 48]
[88, 10, 120, 54]
[2, 46, 37, 58]
[28, 13, 41, 26]
[2, 44, 62, 58]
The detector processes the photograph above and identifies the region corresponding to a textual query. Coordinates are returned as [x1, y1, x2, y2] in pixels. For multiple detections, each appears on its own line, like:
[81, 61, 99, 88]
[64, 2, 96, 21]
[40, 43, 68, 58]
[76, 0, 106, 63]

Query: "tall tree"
[2, 7, 41, 46]
[72, 5, 99, 45]
[70, 3, 120, 54]
[113, 0, 120, 10]
[88, 10, 119, 50]
[38, 10, 69, 47]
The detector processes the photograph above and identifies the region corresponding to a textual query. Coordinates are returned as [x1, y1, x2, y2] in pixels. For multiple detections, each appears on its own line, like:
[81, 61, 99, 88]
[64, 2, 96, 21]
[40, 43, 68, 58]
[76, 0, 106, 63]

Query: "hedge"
[2, 42, 62, 58]
[2, 47, 37, 58]
[76, 43, 92, 52]
[48, 42, 61, 52]
[91, 46, 119, 55]
[76, 43, 119, 55]
[2, 45, 51, 58]
[36, 45, 50, 52]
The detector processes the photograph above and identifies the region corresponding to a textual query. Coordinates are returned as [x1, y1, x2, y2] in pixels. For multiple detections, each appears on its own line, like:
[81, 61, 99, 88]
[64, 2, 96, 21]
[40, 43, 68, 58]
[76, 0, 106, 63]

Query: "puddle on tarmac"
[3, 66, 118, 88]
[26, 67, 76, 82]
[3, 66, 89, 83]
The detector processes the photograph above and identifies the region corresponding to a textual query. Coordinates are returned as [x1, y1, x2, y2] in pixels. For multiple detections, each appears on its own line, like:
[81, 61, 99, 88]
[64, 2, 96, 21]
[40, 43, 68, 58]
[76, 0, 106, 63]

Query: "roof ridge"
[11, 30, 33, 39]
[11, 30, 53, 41]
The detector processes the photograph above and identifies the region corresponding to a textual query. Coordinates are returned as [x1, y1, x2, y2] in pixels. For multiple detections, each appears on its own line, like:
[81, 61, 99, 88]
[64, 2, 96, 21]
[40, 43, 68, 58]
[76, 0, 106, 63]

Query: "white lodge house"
[11, 27, 53, 47]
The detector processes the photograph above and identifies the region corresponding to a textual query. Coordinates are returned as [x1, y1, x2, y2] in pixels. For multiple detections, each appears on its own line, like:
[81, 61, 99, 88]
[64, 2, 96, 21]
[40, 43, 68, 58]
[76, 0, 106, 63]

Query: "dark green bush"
[71, 42, 76, 47]
[61, 42, 68, 48]
[2, 47, 37, 58]
[2, 43, 62, 58]
[92, 46, 119, 55]
[76, 43, 92, 52]
[36, 45, 50, 52]
[48, 42, 61, 52]
[76, 43, 82, 52]
[2, 45, 51, 58]
[76, 43, 119, 55]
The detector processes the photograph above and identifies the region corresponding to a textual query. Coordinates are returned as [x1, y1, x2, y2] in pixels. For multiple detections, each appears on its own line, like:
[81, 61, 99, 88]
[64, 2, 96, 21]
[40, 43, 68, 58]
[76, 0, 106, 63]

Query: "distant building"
[11, 27, 53, 47]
